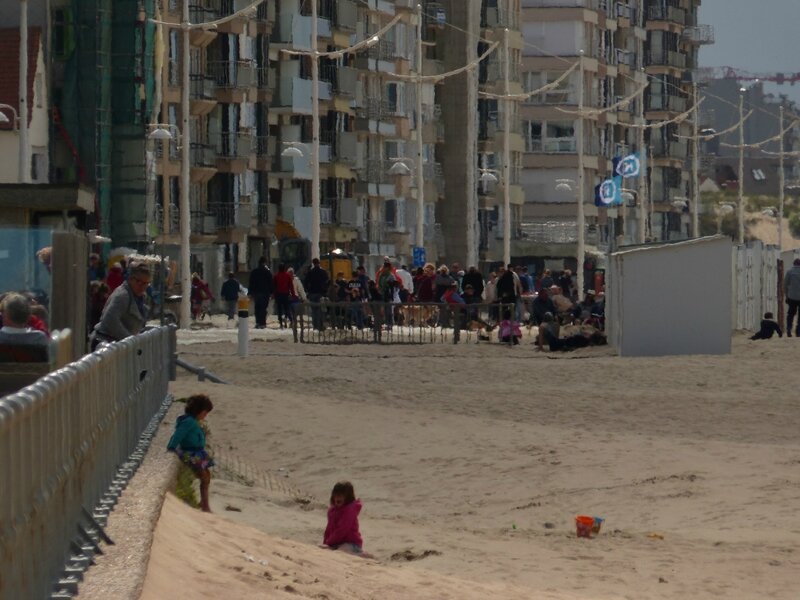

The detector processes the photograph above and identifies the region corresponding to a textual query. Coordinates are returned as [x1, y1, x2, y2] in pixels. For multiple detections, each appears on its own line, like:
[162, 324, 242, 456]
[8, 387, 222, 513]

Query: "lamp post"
[148, 124, 182, 326]
[576, 50, 585, 296]
[502, 27, 512, 267]
[555, 178, 583, 289]
[778, 105, 785, 250]
[414, 4, 425, 253]
[637, 68, 647, 244]
[19, 0, 29, 183]
[737, 86, 745, 244]
[691, 80, 700, 237]
[309, 0, 321, 261]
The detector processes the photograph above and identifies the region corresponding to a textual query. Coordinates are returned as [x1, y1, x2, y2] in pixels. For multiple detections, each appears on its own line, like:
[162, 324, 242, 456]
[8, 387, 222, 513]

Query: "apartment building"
[644, 0, 709, 241]
[518, 0, 708, 274]
[476, 0, 526, 267]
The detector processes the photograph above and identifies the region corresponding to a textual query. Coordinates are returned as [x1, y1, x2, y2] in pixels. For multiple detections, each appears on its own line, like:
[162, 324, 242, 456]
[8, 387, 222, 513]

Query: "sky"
[698, 0, 800, 104]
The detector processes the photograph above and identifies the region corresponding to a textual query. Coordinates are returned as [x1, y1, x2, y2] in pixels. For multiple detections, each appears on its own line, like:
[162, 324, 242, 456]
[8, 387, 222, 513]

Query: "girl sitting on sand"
[323, 481, 371, 557]
[167, 394, 214, 512]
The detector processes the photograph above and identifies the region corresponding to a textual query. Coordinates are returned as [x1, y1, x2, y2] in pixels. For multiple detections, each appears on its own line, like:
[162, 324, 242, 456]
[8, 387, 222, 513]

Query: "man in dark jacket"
[248, 257, 273, 329]
[220, 272, 241, 320]
[462, 266, 485, 299]
[304, 258, 330, 330]
[784, 258, 800, 337]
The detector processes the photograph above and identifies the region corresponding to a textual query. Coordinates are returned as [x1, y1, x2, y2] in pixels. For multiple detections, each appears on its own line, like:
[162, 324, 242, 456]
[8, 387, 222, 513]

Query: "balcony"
[647, 5, 685, 25]
[615, 48, 636, 68]
[682, 25, 715, 45]
[272, 13, 332, 49]
[190, 74, 217, 115]
[646, 94, 687, 113]
[334, 0, 358, 31]
[208, 201, 253, 230]
[319, 64, 358, 97]
[213, 0, 248, 34]
[188, 1, 219, 46]
[190, 142, 217, 183]
[190, 210, 217, 236]
[652, 139, 687, 159]
[210, 60, 256, 88]
[214, 132, 253, 173]
[366, 39, 396, 63]
[274, 76, 332, 115]
[208, 60, 256, 102]
[615, 2, 637, 24]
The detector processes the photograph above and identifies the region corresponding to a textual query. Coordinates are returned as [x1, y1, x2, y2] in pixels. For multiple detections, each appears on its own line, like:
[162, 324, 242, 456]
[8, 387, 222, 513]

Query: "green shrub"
[789, 213, 800, 239]
[175, 464, 199, 508]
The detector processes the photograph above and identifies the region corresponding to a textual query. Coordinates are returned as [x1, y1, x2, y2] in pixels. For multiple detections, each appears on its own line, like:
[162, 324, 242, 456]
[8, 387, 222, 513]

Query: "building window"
[30, 153, 44, 182]
[524, 120, 576, 153]
[523, 71, 574, 105]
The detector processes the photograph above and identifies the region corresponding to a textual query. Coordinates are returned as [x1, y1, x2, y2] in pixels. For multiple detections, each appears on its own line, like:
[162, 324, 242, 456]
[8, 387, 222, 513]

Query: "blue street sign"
[412, 246, 426, 268]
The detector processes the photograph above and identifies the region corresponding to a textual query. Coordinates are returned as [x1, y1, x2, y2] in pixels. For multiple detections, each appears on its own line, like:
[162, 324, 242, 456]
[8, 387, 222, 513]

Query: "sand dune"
[138, 332, 800, 599]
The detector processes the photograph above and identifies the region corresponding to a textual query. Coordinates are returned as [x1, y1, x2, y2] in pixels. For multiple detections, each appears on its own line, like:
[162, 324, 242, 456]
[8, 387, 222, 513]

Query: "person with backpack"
[91, 261, 151, 350]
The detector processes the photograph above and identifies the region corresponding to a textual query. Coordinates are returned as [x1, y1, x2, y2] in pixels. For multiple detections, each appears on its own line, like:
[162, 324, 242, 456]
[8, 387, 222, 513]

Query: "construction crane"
[695, 67, 800, 86]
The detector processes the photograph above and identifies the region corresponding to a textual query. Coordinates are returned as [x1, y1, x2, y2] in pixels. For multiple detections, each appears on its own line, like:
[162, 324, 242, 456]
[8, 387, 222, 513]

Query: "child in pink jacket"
[323, 481, 367, 555]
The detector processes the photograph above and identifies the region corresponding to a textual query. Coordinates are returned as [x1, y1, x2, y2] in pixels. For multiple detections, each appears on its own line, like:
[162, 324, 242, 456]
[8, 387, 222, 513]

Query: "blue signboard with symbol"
[413, 246, 426, 268]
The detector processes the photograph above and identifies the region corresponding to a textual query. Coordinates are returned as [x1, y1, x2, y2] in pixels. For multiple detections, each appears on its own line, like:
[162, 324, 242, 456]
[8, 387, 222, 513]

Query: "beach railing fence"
[291, 301, 519, 344]
[0, 326, 176, 600]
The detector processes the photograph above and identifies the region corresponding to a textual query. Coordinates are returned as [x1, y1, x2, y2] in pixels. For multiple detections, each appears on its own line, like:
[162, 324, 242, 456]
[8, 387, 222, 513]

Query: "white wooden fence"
[733, 241, 781, 331]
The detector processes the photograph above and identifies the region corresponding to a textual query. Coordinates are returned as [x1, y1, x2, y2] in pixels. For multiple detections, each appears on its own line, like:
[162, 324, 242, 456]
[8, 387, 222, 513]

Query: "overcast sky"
[698, 0, 800, 103]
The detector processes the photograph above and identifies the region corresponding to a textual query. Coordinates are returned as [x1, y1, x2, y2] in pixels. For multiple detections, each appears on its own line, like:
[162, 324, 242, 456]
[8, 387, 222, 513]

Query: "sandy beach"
[139, 326, 800, 599]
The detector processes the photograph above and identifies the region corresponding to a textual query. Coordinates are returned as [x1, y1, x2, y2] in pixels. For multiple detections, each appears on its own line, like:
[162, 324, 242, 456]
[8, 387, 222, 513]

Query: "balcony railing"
[366, 39, 395, 62]
[519, 220, 594, 245]
[682, 24, 715, 44]
[358, 98, 392, 121]
[256, 66, 275, 90]
[208, 201, 253, 229]
[208, 60, 256, 89]
[615, 1, 637, 22]
[255, 135, 271, 157]
[652, 139, 687, 158]
[647, 5, 685, 24]
[190, 73, 216, 100]
[189, 1, 218, 24]
[647, 94, 687, 112]
[190, 142, 216, 168]
[214, 132, 253, 158]
[366, 220, 386, 242]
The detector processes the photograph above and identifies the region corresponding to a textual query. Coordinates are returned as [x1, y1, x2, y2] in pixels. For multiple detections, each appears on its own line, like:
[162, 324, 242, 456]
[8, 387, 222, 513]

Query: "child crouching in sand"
[323, 481, 373, 558]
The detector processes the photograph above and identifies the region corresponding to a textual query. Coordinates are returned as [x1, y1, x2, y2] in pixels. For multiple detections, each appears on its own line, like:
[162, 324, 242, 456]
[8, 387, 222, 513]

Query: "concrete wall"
[607, 236, 732, 356]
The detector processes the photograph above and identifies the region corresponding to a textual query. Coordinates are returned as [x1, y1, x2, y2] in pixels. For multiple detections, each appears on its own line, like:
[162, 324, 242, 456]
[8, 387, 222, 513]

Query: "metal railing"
[190, 73, 216, 100]
[0, 327, 175, 600]
[191, 142, 216, 167]
[214, 131, 253, 158]
[292, 301, 520, 345]
[208, 60, 256, 89]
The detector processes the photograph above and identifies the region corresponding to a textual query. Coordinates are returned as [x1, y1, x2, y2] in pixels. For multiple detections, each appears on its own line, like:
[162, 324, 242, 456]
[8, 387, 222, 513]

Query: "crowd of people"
[234, 256, 608, 349]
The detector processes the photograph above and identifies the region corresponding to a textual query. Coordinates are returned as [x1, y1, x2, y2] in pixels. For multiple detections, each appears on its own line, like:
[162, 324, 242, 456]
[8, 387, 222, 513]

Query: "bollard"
[237, 296, 249, 357]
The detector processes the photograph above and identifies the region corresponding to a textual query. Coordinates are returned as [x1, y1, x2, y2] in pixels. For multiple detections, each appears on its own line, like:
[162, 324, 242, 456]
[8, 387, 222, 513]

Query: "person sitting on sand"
[750, 312, 782, 340]
[323, 481, 371, 557]
[168, 395, 215, 512]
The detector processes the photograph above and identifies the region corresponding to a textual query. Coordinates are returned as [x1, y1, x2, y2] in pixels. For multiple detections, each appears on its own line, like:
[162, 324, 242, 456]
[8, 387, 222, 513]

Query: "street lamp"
[147, 123, 187, 326]
[737, 86, 746, 243]
[555, 178, 584, 292]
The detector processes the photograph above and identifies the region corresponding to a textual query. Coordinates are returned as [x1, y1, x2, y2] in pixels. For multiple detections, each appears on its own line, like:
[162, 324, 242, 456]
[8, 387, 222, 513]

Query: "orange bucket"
[575, 515, 603, 538]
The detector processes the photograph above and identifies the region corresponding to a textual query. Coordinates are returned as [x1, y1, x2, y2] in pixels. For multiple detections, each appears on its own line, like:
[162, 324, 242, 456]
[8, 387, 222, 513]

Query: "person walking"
[784, 258, 800, 337]
[248, 257, 273, 329]
[273, 264, 294, 329]
[220, 272, 241, 321]
[304, 258, 330, 330]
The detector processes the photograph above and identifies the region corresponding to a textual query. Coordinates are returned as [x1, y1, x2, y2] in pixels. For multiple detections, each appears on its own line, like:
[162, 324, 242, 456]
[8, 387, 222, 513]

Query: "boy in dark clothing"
[220, 272, 241, 320]
[750, 312, 783, 340]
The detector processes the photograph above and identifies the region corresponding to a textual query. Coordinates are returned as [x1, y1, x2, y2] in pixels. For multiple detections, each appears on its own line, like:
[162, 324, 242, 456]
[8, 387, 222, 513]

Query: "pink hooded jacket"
[324, 499, 363, 547]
